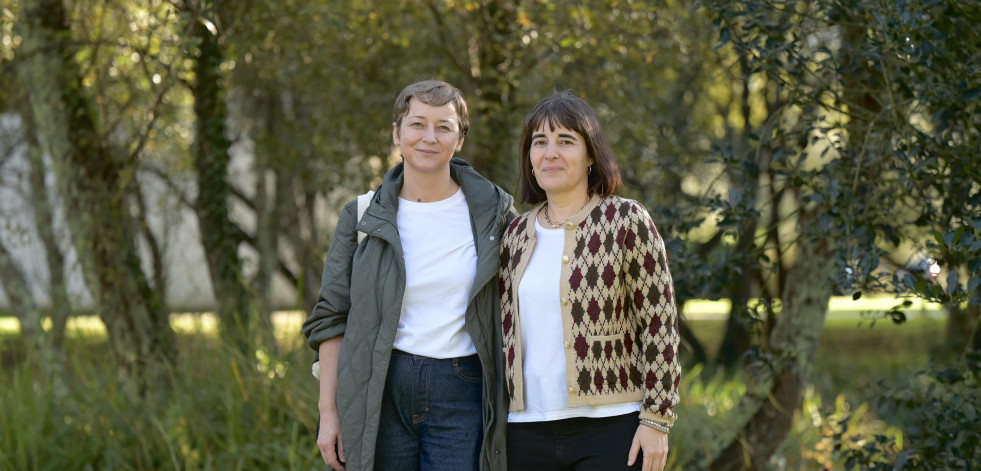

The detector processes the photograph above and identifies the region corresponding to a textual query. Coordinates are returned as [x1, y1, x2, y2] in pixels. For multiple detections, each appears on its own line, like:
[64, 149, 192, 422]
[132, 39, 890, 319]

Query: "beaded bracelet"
[639, 419, 672, 434]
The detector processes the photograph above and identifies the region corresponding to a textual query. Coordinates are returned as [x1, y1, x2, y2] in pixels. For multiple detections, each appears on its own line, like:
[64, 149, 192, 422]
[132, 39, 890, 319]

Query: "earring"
[531, 169, 535, 175]
[587, 166, 592, 174]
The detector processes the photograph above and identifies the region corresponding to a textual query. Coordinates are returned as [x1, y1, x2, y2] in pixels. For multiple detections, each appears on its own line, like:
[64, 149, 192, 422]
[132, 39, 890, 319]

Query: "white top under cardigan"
[508, 218, 640, 422]
[393, 188, 478, 358]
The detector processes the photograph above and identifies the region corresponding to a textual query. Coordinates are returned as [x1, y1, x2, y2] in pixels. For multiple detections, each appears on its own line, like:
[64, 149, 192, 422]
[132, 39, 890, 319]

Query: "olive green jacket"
[302, 159, 515, 471]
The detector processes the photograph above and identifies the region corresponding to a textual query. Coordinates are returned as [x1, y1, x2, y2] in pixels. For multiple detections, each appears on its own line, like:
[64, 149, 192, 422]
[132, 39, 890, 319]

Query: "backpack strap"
[356, 190, 375, 243]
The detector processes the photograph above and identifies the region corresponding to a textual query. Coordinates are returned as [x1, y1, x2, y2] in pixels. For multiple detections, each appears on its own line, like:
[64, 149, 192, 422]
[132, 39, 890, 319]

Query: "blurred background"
[0, 0, 978, 469]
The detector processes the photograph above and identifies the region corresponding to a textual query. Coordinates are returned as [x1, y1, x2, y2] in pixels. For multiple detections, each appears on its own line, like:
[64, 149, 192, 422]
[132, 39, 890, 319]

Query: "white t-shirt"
[393, 188, 478, 358]
[508, 218, 640, 423]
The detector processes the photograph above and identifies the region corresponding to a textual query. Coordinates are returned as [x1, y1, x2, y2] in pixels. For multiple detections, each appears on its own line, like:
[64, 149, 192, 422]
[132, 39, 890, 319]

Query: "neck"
[400, 167, 458, 202]
[545, 190, 590, 222]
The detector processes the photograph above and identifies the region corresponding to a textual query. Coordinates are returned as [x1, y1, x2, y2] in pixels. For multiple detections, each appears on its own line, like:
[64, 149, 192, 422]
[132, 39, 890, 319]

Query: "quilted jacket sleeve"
[301, 199, 359, 350]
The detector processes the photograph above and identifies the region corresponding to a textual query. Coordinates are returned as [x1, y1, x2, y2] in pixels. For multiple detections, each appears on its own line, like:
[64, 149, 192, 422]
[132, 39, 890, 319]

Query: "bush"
[833, 353, 981, 470]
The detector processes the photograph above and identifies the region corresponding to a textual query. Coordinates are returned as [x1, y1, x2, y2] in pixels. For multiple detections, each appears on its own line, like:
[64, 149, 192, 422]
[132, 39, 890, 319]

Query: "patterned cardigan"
[499, 194, 680, 425]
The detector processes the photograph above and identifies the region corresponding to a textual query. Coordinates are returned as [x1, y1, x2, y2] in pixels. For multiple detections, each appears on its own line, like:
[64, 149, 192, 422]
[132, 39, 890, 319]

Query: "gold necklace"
[542, 194, 590, 228]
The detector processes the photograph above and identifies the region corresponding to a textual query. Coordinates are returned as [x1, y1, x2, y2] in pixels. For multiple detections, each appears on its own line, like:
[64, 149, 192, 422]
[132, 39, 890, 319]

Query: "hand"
[627, 425, 668, 471]
[318, 409, 346, 470]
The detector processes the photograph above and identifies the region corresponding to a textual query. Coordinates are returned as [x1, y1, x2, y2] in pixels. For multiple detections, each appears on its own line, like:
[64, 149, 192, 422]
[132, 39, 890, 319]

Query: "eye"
[439, 125, 453, 132]
[531, 138, 546, 147]
[409, 122, 423, 128]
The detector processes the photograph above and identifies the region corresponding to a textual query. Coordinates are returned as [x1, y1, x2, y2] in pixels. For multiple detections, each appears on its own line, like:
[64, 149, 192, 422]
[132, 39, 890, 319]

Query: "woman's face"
[393, 98, 465, 175]
[529, 121, 593, 198]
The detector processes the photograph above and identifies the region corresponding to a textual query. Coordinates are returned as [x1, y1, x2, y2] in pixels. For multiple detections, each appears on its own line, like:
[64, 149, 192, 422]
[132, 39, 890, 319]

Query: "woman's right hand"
[318, 409, 346, 470]
[317, 337, 346, 469]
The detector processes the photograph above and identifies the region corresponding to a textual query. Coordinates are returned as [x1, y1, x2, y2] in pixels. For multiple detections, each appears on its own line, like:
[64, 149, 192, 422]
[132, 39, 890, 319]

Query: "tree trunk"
[184, 2, 253, 346]
[0, 240, 41, 339]
[23, 107, 71, 347]
[947, 302, 980, 354]
[16, 0, 174, 371]
[716, 227, 758, 374]
[688, 233, 835, 470]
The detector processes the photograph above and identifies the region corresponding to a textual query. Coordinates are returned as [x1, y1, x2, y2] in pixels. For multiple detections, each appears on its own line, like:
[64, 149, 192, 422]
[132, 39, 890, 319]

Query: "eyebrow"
[532, 132, 578, 141]
[407, 115, 456, 124]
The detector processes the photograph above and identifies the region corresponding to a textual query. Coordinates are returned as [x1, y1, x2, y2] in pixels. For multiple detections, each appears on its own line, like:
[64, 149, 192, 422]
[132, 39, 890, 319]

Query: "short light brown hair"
[518, 91, 622, 204]
[393, 80, 470, 136]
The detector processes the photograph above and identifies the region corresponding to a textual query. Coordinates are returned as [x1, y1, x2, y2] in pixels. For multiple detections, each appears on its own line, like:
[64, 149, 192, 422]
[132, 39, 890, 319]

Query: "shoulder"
[454, 162, 515, 209]
[339, 198, 359, 221]
[592, 195, 651, 224]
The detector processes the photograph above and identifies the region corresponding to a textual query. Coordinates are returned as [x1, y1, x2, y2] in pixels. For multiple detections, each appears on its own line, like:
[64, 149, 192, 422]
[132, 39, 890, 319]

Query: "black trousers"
[507, 413, 643, 471]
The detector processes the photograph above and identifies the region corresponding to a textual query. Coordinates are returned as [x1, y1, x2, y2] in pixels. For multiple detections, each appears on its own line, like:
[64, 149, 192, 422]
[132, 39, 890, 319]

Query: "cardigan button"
[560, 298, 569, 306]
[568, 386, 577, 394]
[562, 255, 570, 263]
[565, 222, 574, 230]
[564, 341, 571, 349]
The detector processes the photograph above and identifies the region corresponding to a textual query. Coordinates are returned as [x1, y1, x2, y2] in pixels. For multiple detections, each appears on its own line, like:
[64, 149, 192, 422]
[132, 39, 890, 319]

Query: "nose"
[422, 125, 437, 143]
[544, 141, 559, 159]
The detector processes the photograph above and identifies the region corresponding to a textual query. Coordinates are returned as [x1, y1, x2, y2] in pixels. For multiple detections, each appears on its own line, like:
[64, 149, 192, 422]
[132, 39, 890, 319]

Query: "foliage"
[0, 332, 320, 470]
[832, 354, 981, 470]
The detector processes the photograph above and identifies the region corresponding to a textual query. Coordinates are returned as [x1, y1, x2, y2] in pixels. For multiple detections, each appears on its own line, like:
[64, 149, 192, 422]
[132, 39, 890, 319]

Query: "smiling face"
[393, 98, 465, 175]
[529, 120, 593, 199]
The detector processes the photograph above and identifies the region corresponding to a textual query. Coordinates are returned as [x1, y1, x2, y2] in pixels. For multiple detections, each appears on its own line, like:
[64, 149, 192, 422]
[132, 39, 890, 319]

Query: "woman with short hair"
[303, 80, 514, 471]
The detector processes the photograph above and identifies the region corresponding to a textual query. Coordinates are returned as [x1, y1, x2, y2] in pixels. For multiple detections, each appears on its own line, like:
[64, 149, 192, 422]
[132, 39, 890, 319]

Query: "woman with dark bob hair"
[499, 91, 680, 471]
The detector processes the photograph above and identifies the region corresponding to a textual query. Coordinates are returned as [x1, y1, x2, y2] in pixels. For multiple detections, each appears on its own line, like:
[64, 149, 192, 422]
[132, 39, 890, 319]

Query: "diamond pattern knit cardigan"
[499, 194, 680, 425]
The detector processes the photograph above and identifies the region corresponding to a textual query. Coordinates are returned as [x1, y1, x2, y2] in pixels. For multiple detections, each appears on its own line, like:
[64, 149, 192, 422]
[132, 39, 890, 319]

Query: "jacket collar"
[369, 157, 500, 223]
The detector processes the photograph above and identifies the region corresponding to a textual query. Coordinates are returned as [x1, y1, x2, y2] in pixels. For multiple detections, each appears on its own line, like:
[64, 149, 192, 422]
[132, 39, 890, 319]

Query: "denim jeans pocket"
[452, 355, 483, 383]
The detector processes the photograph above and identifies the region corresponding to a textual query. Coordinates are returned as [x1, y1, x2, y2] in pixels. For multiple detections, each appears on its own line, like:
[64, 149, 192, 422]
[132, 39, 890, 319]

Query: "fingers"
[627, 435, 641, 466]
[631, 425, 669, 471]
[317, 416, 346, 470]
[642, 448, 667, 471]
[338, 431, 346, 464]
[642, 452, 654, 471]
[319, 438, 346, 470]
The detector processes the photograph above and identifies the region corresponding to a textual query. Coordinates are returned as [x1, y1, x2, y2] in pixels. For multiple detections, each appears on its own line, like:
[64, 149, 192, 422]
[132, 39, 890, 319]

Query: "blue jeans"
[374, 349, 484, 471]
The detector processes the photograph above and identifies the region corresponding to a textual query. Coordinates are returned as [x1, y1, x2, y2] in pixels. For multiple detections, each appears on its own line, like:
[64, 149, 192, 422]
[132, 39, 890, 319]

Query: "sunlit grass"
[0, 295, 944, 337]
[0, 311, 308, 342]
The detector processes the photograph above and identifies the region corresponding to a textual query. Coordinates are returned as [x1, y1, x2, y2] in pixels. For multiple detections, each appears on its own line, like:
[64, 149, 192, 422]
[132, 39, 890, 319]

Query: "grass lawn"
[682, 295, 946, 403]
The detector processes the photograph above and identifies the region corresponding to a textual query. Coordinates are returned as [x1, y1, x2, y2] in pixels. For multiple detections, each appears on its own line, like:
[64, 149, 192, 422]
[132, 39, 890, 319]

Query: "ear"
[392, 122, 400, 145]
[455, 135, 465, 153]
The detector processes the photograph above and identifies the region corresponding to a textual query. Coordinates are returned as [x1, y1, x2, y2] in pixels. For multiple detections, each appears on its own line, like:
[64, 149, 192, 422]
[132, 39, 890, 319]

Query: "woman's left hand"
[627, 425, 668, 471]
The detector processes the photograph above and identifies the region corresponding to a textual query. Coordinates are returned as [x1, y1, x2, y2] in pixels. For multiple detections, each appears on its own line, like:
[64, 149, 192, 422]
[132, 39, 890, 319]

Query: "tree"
[173, 0, 257, 347]
[15, 0, 175, 372]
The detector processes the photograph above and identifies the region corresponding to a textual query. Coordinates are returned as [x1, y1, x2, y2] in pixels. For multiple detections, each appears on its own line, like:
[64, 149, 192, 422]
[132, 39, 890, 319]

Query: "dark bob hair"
[517, 90, 622, 204]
